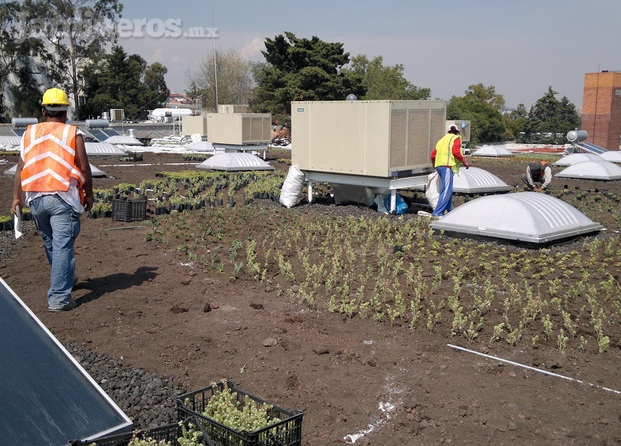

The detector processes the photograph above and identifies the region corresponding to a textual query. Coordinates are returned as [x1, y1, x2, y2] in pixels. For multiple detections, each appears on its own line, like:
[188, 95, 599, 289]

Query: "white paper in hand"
[14, 206, 23, 239]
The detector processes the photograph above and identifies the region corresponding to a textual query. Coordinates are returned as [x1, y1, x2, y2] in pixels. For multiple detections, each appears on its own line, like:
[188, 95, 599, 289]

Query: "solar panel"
[87, 129, 109, 142]
[11, 128, 26, 137]
[577, 141, 608, 155]
[0, 278, 132, 444]
[101, 128, 120, 138]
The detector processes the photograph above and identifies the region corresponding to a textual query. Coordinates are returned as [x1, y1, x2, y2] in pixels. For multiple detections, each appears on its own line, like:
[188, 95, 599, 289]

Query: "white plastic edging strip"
[447, 343, 621, 396]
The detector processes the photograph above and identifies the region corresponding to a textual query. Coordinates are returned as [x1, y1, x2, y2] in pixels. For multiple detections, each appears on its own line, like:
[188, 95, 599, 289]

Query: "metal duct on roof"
[555, 161, 621, 180]
[196, 153, 274, 171]
[453, 166, 512, 193]
[430, 192, 602, 244]
[472, 145, 514, 157]
[85, 142, 126, 156]
[599, 151, 621, 163]
[553, 153, 603, 166]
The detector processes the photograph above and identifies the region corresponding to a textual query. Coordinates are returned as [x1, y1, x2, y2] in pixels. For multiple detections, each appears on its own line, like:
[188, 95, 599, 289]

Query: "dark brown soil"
[1, 150, 621, 446]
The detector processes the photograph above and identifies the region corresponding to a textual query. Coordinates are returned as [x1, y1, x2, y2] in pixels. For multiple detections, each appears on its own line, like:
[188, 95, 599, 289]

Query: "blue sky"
[119, 0, 621, 110]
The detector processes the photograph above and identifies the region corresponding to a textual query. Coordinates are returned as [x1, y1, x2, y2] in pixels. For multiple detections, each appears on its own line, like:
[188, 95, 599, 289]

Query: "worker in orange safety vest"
[12, 87, 94, 312]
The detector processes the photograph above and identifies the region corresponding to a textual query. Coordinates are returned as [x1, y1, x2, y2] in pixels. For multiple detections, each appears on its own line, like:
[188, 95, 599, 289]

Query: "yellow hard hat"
[41, 88, 69, 110]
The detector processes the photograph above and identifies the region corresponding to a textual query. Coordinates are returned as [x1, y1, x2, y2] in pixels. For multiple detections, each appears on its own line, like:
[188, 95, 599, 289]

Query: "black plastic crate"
[70, 418, 208, 446]
[177, 381, 303, 446]
[112, 198, 147, 222]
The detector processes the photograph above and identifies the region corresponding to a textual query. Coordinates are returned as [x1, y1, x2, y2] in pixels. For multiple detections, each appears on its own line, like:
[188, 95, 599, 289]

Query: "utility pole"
[212, 9, 219, 113]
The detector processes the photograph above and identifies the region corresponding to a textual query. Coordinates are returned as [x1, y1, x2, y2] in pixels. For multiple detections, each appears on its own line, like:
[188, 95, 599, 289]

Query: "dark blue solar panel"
[11, 128, 26, 137]
[577, 142, 608, 155]
[102, 128, 120, 138]
[0, 278, 132, 444]
[87, 129, 109, 142]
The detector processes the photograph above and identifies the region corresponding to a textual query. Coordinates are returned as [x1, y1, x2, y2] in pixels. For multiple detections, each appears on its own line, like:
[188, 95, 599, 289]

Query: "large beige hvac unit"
[206, 113, 271, 145]
[292, 100, 446, 177]
[182, 115, 208, 136]
[218, 104, 249, 114]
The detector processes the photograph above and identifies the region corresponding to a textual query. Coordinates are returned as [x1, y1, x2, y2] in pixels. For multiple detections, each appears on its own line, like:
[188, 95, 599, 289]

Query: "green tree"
[345, 55, 430, 100]
[447, 83, 506, 144]
[519, 86, 580, 144]
[252, 32, 363, 121]
[23, 0, 123, 120]
[0, 0, 44, 121]
[502, 103, 528, 141]
[80, 46, 168, 120]
[187, 48, 254, 112]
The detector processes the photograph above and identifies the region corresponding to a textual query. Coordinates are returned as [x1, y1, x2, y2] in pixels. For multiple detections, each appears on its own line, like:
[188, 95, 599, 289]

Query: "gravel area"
[66, 342, 186, 429]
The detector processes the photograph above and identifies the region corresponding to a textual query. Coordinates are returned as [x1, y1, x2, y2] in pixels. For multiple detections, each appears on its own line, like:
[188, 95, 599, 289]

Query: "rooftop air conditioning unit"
[206, 113, 271, 145]
[110, 108, 125, 122]
[292, 100, 446, 177]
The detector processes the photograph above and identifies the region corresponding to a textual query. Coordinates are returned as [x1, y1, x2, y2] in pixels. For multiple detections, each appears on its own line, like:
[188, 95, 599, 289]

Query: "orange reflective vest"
[21, 122, 85, 195]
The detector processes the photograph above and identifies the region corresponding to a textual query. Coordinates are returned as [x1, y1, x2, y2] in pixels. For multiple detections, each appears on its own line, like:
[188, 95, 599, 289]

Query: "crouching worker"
[521, 160, 552, 192]
[12, 88, 94, 312]
[430, 125, 470, 217]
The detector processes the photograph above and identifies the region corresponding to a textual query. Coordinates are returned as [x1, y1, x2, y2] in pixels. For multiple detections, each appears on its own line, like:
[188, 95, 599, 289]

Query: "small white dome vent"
[196, 153, 274, 171]
[453, 166, 512, 193]
[430, 192, 602, 244]
[472, 145, 514, 157]
[104, 135, 143, 146]
[189, 141, 215, 153]
[85, 142, 126, 156]
[555, 160, 621, 180]
[553, 153, 603, 166]
[599, 151, 621, 163]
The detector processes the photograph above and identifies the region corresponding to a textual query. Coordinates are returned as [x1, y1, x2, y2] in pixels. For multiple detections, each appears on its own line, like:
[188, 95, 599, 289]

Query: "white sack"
[279, 165, 305, 208]
[425, 171, 441, 210]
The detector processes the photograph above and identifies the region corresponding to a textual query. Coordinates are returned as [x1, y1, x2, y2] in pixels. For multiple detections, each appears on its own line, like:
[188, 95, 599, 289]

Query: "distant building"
[166, 91, 190, 106]
[582, 71, 621, 151]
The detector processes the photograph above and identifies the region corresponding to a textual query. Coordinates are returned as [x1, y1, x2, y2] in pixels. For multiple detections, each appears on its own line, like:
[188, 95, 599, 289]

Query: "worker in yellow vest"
[12, 88, 94, 312]
[430, 125, 469, 217]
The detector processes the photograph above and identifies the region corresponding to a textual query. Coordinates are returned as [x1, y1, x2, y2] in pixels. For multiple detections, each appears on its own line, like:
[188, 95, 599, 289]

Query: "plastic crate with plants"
[177, 380, 303, 446]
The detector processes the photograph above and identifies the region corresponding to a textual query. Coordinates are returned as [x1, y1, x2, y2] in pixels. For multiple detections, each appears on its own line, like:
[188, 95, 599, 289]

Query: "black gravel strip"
[66, 342, 187, 429]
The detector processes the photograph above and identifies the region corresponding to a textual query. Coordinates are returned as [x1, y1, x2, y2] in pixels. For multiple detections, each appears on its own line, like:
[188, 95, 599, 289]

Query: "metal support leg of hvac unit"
[304, 171, 428, 214]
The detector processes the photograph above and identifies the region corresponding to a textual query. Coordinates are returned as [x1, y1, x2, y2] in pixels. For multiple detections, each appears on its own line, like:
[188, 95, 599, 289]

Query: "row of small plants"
[146, 186, 621, 354]
[85, 171, 288, 219]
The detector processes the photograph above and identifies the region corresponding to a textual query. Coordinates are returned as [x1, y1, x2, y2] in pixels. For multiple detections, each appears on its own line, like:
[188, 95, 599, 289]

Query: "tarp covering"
[472, 145, 514, 157]
[430, 192, 602, 244]
[555, 161, 621, 180]
[553, 153, 603, 166]
[196, 153, 274, 171]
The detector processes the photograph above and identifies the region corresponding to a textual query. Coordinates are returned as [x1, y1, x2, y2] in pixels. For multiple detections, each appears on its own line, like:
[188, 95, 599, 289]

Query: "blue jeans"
[30, 195, 81, 309]
[432, 166, 454, 217]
